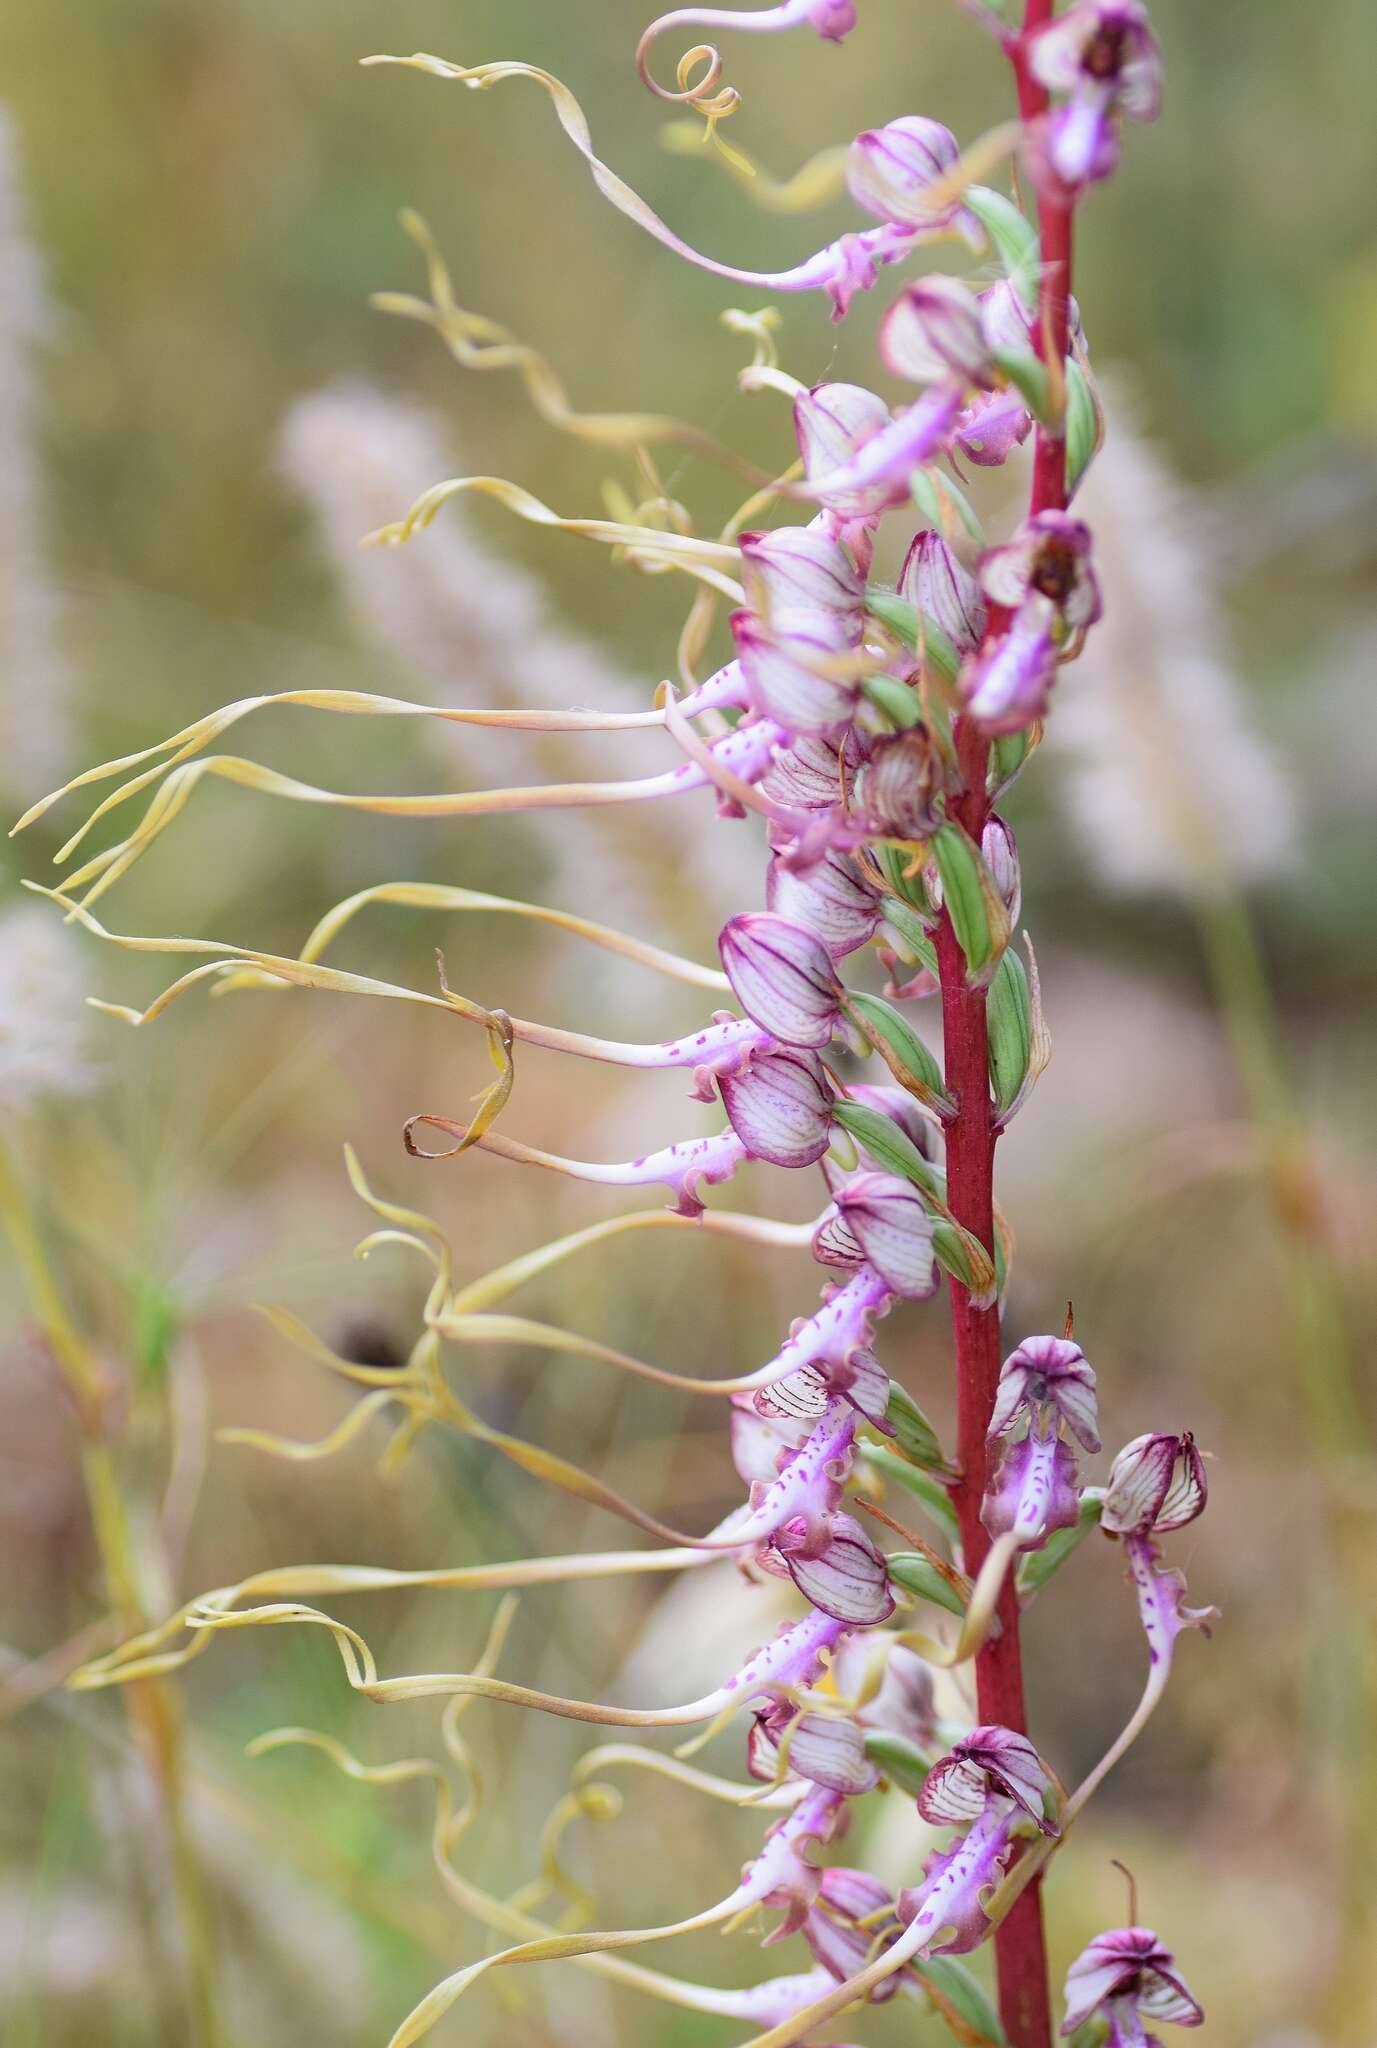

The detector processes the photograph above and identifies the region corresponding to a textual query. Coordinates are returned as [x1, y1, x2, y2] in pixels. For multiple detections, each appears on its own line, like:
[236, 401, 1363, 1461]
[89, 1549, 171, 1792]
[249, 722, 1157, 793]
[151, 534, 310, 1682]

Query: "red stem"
[933, 9, 1080, 2044]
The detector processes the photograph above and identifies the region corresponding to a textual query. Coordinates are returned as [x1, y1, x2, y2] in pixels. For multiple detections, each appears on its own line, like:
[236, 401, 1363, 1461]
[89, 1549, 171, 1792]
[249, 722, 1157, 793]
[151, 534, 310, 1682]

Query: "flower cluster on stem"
[23, 3, 1218, 2046]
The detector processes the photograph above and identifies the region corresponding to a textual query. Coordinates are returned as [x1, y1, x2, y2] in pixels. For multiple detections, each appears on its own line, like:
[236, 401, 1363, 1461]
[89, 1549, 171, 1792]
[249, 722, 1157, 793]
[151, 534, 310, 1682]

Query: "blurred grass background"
[1, 1, 1374, 2044]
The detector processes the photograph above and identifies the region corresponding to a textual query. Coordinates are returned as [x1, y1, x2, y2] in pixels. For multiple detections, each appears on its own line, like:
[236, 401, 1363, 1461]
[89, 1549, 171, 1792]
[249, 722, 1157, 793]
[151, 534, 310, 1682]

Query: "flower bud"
[718, 1046, 834, 1169]
[719, 913, 844, 1048]
[981, 814, 1022, 926]
[833, 1172, 938, 1299]
[739, 522, 865, 621]
[880, 276, 995, 388]
[858, 729, 947, 839]
[1101, 1432, 1207, 1537]
[846, 117, 977, 239]
[733, 607, 860, 736]
[899, 530, 987, 657]
[805, 0, 857, 38]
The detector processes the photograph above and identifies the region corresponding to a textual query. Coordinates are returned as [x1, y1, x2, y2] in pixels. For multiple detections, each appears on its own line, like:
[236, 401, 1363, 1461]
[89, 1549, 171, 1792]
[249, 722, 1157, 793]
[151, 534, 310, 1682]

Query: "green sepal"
[831, 1099, 945, 1201]
[1065, 359, 1100, 494]
[862, 1729, 939, 1796]
[885, 1379, 949, 1472]
[845, 991, 952, 1111]
[988, 727, 1033, 797]
[863, 592, 961, 685]
[916, 1956, 1010, 2047]
[930, 822, 1006, 984]
[887, 1551, 967, 1619]
[964, 185, 1040, 313]
[872, 841, 932, 916]
[993, 347, 1052, 422]
[860, 1442, 961, 1546]
[860, 673, 923, 730]
[932, 1218, 997, 1300]
[911, 465, 985, 545]
[879, 894, 940, 969]
[1017, 1492, 1103, 1596]
[987, 947, 1032, 1117]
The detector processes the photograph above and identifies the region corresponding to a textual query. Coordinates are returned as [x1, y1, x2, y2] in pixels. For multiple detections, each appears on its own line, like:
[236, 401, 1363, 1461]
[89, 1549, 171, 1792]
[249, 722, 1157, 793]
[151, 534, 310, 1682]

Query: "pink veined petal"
[734, 607, 862, 735]
[785, 1512, 896, 1623]
[720, 912, 844, 1048]
[740, 521, 866, 619]
[767, 844, 880, 959]
[916, 1754, 989, 1826]
[835, 1174, 938, 1299]
[719, 1046, 835, 1168]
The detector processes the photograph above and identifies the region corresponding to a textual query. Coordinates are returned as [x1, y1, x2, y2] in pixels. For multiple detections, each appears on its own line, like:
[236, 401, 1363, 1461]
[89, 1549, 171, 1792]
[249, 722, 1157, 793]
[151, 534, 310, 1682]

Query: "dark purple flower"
[1101, 1432, 1206, 1537]
[1062, 1925, 1203, 2037]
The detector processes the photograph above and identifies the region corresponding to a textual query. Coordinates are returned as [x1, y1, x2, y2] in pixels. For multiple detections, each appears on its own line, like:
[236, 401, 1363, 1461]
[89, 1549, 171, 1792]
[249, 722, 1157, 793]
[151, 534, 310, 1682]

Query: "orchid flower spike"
[1061, 1925, 1203, 2041]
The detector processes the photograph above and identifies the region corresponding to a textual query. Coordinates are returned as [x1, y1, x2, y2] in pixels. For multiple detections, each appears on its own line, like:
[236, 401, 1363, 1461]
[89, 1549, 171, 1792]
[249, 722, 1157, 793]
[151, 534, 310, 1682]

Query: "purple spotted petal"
[981, 1430, 1082, 1551]
[963, 595, 1059, 732]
